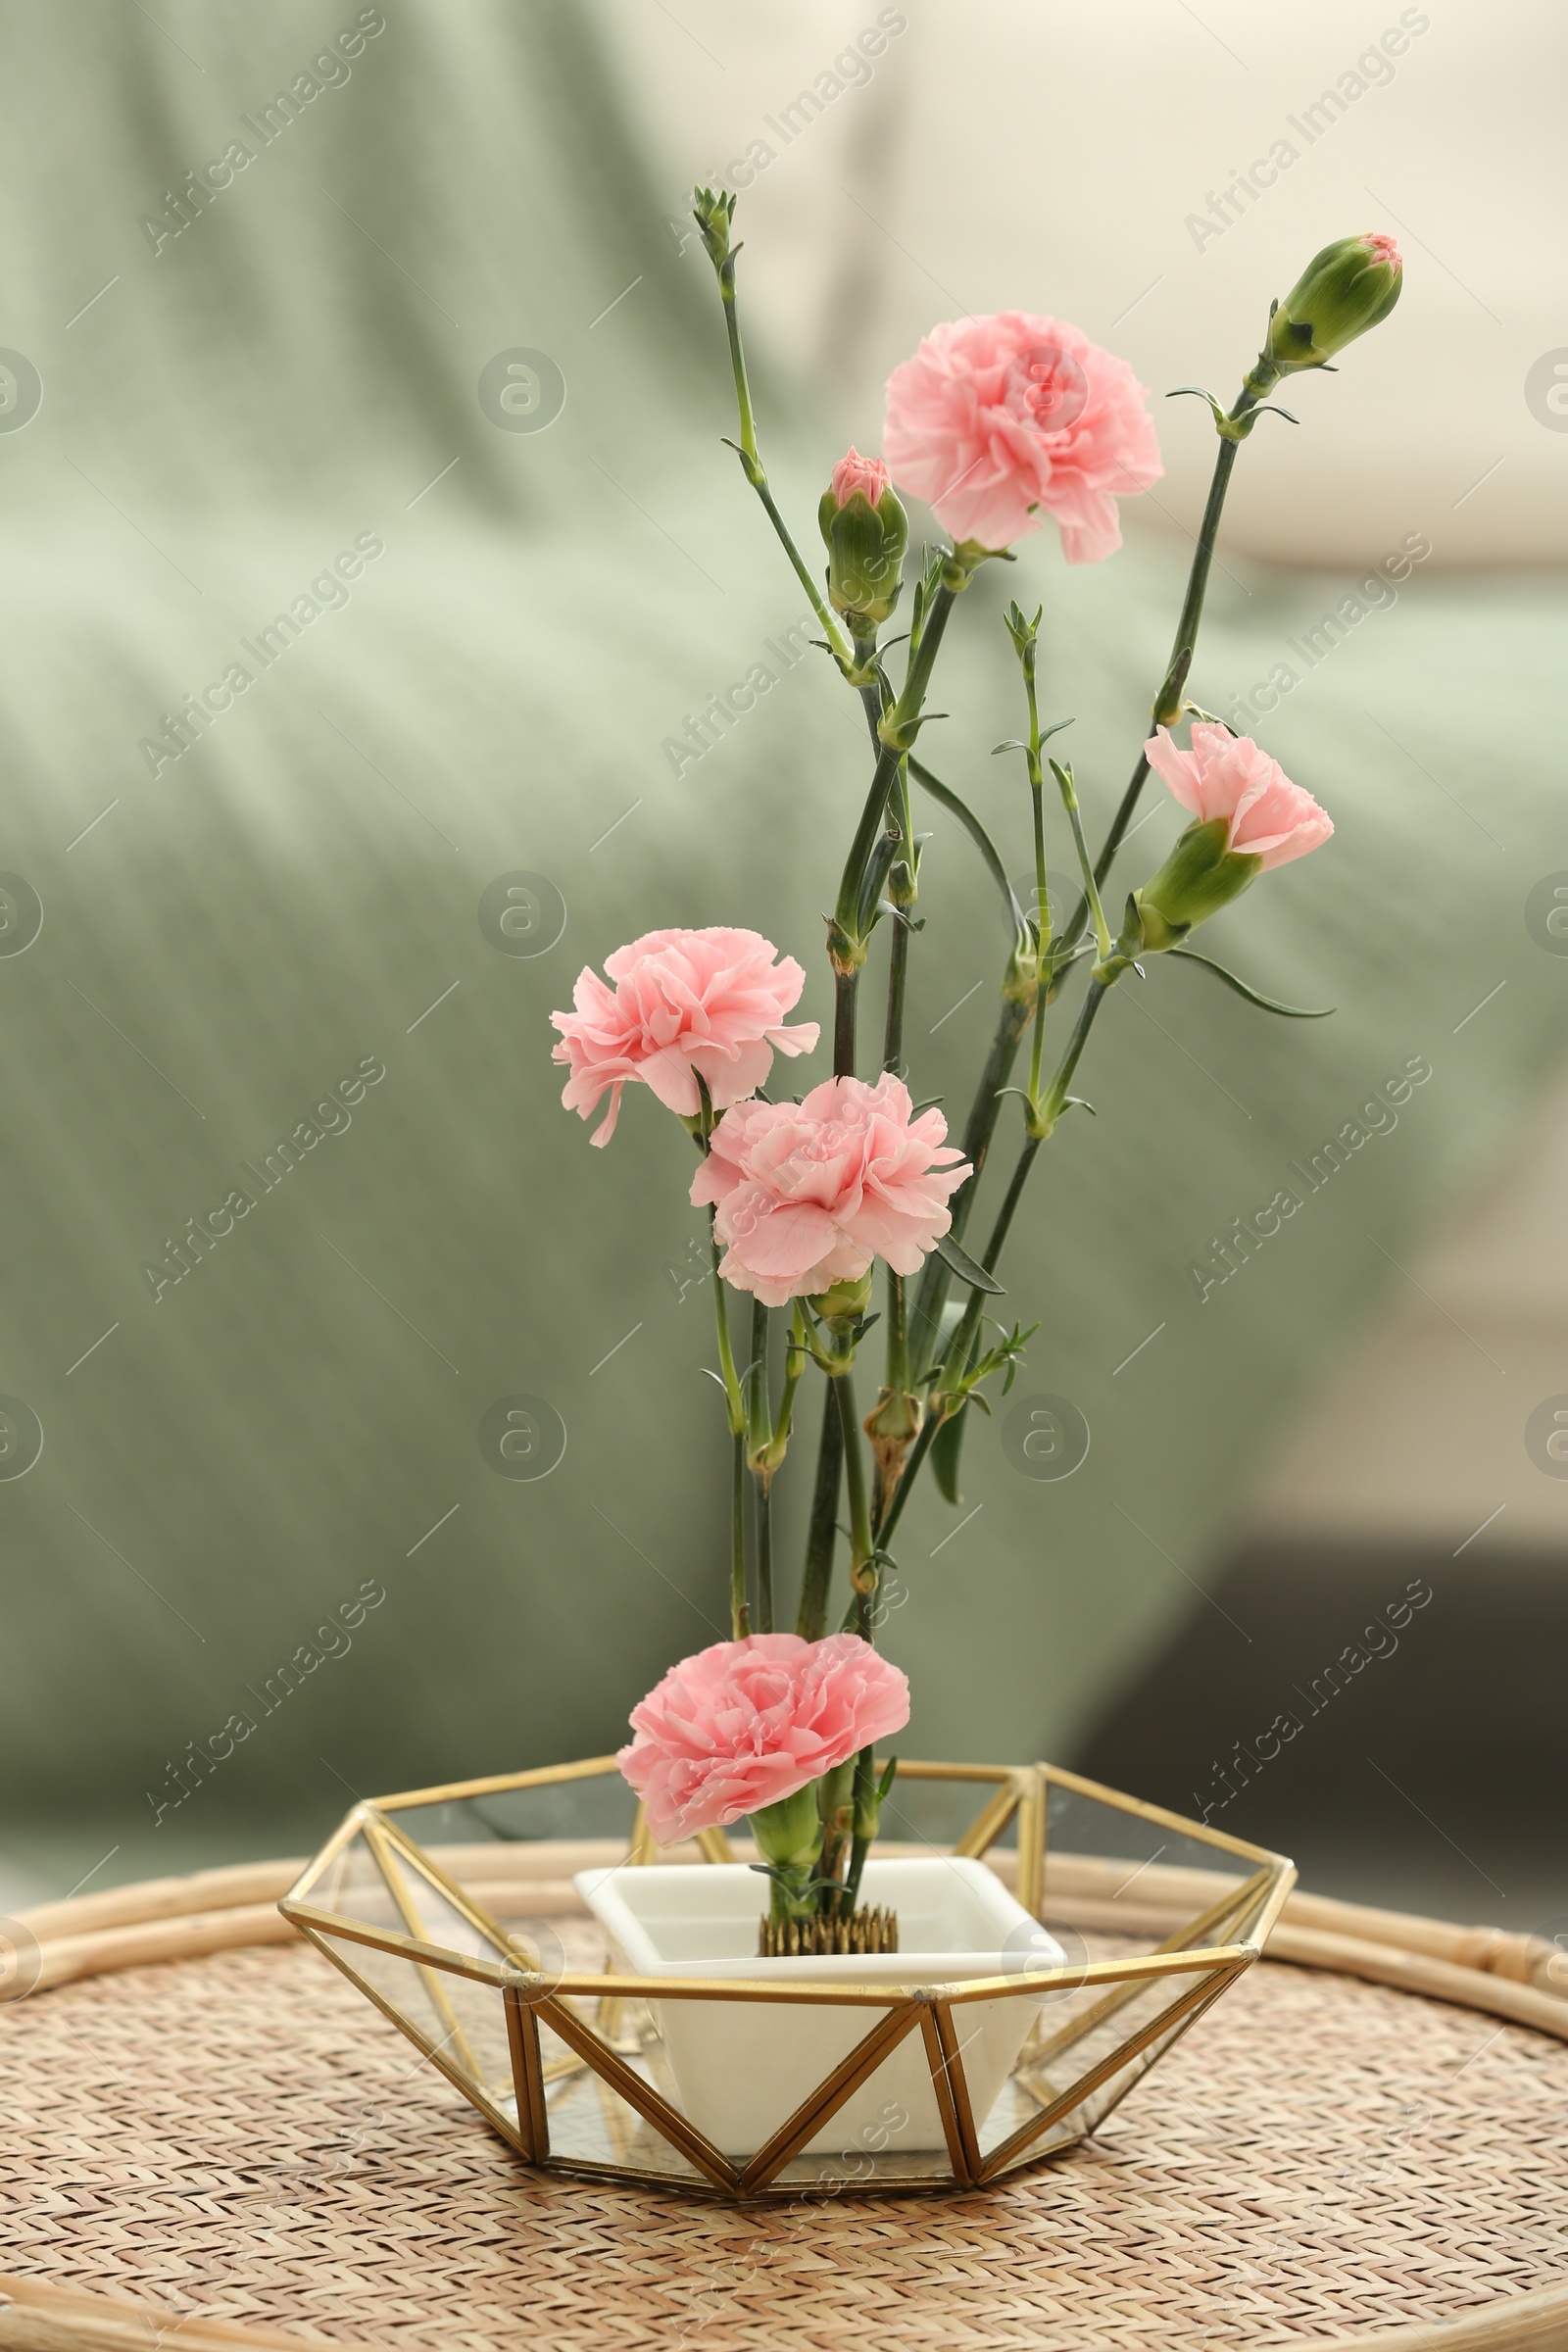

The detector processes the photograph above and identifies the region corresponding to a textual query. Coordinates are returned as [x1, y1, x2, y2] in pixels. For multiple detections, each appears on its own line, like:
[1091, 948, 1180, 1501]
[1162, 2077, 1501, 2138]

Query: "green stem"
[833, 1365, 876, 1640]
[1061, 388, 1258, 954]
[832, 639, 889, 1084]
[1061, 789, 1111, 959]
[1038, 972, 1112, 1132]
[882, 977, 1116, 1545]
[712, 260, 854, 670]
[873, 1413, 938, 1549]
[882, 896, 911, 1077]
[709, 1227, 745, 1435]
[833, 579, 961, 945]
[1018, 646, 1052, 1111]
[746, 1298, 772, 1456]
[881, 759, 914, 1079]
[797, 1380, 843, 1640]
[760, 1303, 807, 1482]
[853, 628, 883, 750]
[880, 1141, 1042, 1555]
[884, 1266, 909, 1395]
[755, 1477, 773, 1637]
[908, 991, 1033, 1376]
[842, 1744, 877, 1916]
[730, 1429, 750, 1639]
[816, 1757, 854, 1908]
[747, 1298, 774, 1635]
[833, 967, 859, 1079]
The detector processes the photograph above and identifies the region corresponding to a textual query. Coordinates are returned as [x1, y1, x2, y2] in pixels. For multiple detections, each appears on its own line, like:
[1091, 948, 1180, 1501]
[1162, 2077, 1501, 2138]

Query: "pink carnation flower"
[882, 311, 1162, 561]
[828, 446, 893, 508]
[550, 927, 818, 1147]
[1145, 723, 1334, 869]
[617, 1633, 910, 1846]
[690, 1073, 970, 1308]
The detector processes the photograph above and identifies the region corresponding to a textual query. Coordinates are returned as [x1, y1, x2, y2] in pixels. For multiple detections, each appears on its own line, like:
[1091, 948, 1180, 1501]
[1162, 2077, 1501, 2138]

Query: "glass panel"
[985, 1963, 1220, 2170]
[379, 1776, 640, 1964]
[768, 2020, 956, 2189]
[533, 1989, 962, 2184]
[534, 2000, 709, 2182]
[648, 1992, 916, 2166]
[434, 1971, 516, 2104]
[312, 1828, 405, 1936]
[311, 1928, 518, 2118]
[376, 1838, 514, 1965]
[1043, 1779, 1257, 1962]
[312, 1927, 472, 2060]
[382, 1770, 638, 1854]
[868, 1770, 1015, 1855]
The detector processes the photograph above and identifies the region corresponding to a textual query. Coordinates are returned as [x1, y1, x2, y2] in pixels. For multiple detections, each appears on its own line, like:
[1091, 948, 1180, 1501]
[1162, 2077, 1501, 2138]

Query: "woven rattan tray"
[1, 1849, 1565, 2351]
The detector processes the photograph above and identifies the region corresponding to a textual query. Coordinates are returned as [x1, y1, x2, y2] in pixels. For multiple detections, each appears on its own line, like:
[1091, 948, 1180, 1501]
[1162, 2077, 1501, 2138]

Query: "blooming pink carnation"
[550, 927, 818, 1147]
[1145, 723, 1334, 869]
[828, 446, 892, 508]
[882, 311, 1162, 561]
[617, 1633, 910, 1845]
[690, 1073, 970, 1308]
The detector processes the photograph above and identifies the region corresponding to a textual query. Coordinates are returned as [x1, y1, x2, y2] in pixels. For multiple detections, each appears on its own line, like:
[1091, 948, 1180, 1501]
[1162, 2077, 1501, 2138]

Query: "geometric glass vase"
[280, 1756, 1295, 2198]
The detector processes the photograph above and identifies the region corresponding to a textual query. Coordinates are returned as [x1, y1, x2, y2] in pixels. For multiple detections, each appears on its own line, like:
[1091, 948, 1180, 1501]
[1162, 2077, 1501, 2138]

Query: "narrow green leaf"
[1166, 946, 1335, 1018]
[931, 1402, 968, 1504]
[933, 1231, 1006, 1295]
[909, 757, 1028, 939]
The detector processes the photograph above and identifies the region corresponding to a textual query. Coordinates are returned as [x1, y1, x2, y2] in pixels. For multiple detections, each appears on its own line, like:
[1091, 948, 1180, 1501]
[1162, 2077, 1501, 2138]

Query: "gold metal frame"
[279, 1755, 1295, 2200]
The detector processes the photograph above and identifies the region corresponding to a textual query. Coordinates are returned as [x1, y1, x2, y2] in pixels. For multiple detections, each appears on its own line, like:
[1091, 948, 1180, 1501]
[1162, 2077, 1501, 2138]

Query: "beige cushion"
[609, 0, 1567, 564]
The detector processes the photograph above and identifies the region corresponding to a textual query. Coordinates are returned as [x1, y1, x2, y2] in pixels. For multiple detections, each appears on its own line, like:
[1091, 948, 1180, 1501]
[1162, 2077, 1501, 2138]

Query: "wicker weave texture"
[2, 1927, 1566, 2351]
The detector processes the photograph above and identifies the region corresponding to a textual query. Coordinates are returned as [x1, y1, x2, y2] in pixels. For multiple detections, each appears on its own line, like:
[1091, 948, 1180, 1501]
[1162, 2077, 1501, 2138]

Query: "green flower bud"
[1266, 232, 1403, 372]
[1134, 816, 1262, 948]
[817, 449, 907, 626]
[691, 184, 736, 273]
[809, 1270, 874, 1329]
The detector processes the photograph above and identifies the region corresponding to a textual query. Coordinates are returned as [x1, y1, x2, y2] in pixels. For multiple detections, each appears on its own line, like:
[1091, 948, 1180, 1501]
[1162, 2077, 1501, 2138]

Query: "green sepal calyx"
[818, 482, 908, 627]
[1264, 233, 1403, 372]
[1130, 816, 1263, 949]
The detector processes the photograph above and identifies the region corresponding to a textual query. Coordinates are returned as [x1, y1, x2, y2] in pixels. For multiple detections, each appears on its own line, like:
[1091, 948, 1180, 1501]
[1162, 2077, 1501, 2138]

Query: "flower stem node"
[752, 1784, 826, 1923]
[819, 450, 908, 628]
[1002, 942, 1040, 1009]
[825, 916, 868, 977]
[1264, 233, 1403, 375]
[864, 1383, 924, 1496]
[856, 1754, 898, 1845]
[942, 539, 995, 591]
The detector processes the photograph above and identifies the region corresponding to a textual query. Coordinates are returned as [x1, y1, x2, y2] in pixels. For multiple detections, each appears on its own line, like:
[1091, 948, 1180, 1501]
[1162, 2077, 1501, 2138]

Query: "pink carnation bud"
[828, 447, 892, 510]
[690, 1073, 970, 1309]
[617, 1632, 910, 1846]
[1145, 724, 1333, 870]
[551, 927, 818, 1147]
[882, 310, 1162, 561]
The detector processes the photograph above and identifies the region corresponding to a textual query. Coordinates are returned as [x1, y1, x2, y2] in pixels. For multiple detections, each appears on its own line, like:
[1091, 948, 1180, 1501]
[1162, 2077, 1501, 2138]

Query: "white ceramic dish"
[575, 1856, 1065, 2160]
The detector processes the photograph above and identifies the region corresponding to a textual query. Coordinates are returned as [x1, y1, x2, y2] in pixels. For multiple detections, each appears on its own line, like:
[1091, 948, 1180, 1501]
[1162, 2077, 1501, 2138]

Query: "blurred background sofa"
[0, 0, 1561, 1927]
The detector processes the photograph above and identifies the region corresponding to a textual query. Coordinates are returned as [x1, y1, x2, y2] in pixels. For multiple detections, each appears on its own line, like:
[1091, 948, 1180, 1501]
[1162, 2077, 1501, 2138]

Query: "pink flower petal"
[1144, 725, 1333, 872]
[690, 1073, 971, 1305]
[883, 310, 1161, 560]
[618, 1633, 912, 1845]
[550, 929, 818, 1145]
